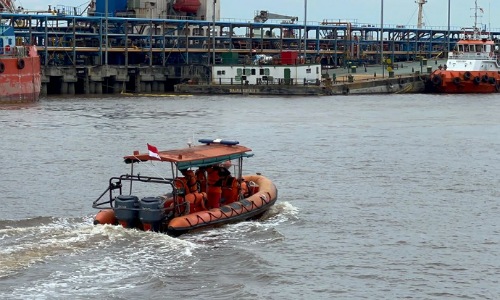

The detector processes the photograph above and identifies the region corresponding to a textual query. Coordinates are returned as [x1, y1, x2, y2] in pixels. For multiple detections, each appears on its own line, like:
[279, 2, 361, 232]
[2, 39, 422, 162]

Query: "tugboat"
[427, 1, 500, 93]
[0, 23, 41, 103]
[92, 139, 278, 236]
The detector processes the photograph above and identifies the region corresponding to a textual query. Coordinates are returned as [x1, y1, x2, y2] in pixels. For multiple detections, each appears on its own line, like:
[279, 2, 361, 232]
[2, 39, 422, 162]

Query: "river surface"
[0, 93, 499, 299]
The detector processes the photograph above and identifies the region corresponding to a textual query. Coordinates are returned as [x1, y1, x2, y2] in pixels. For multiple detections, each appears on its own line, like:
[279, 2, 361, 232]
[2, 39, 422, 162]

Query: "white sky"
[13, 0, 500, 30]
[220, 0, 500, 30]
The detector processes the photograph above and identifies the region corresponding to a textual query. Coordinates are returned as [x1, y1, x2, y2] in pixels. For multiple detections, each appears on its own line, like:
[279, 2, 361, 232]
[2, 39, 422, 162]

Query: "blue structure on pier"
[2, 11, 498, 70]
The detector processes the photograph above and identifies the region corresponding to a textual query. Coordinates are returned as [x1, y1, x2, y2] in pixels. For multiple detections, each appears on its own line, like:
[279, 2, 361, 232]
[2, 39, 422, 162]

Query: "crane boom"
[254, 10, 298, 23]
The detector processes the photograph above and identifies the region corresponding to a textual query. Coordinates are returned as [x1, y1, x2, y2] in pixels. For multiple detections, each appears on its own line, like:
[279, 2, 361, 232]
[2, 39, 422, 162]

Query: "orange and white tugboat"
[0, 20, 41, 103]
[427, 1, 500, 93]
[92, 139, 278, 236]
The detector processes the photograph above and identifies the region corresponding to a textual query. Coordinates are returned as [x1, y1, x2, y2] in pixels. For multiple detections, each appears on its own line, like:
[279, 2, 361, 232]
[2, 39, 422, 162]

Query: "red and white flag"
[147, 143, 161, 160]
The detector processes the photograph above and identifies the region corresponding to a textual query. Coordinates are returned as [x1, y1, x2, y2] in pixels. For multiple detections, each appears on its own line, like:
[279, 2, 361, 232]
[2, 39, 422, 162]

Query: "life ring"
[452, 77, 461, 85]
[431, 75, 442, 86]
[463, 71, 471, 80]
[17, 58, 25, 70]
[481, 74, 489, 83]
[4, 45, 10, 53]
[0, 62, 4, 73]
[473, 76, 481, 85]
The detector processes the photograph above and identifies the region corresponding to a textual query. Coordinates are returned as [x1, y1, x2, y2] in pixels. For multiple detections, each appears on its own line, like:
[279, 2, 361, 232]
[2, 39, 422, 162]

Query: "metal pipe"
[381, 0, 384, 78]
[447, 0, 450, 55]
[304, 0, 307, 60]
[212, 0, 216, 66]
[105, 0, 108, 65]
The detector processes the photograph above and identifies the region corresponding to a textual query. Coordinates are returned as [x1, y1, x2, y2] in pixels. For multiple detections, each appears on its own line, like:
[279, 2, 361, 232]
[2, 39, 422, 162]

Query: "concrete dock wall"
[40, 65, 210, 96]
[40, 63, 429, 96]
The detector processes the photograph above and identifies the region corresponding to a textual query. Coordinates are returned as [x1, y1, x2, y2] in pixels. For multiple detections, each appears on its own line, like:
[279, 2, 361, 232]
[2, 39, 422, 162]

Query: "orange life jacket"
[206, 166, 222, 209]
[185, 192, 207, 213]
[221, 176, 239, 205]
[182, 170, 198, 193]
[195, 168, 207, 193]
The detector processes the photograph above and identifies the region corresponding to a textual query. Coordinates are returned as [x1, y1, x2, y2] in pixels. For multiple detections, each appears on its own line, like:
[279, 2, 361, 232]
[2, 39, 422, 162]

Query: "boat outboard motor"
[139, 196, 165, 231]
[114, 195, 139, 228]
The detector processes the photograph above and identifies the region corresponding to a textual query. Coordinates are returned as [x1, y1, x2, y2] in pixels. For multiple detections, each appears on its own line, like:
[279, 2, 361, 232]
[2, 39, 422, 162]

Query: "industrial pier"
[1, 0, 499, 96]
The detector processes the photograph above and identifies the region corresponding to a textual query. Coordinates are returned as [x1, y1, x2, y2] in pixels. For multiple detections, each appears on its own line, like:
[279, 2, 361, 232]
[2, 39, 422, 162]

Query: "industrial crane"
[416, 0, 427, 29]
[253, 10, 298, 24]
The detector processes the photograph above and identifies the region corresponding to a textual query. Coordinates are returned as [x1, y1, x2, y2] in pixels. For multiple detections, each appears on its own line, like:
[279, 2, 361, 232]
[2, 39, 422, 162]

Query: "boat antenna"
[187, 133, 195, 148]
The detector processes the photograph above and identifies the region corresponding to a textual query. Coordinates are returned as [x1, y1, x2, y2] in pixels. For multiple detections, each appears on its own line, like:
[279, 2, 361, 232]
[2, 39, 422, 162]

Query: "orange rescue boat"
[92, 139, 278, 236]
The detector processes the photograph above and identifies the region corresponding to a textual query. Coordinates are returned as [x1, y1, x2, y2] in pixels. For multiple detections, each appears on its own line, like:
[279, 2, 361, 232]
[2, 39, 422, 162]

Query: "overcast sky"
[13, 0, 500, 30]
[219, 0, 500, 30]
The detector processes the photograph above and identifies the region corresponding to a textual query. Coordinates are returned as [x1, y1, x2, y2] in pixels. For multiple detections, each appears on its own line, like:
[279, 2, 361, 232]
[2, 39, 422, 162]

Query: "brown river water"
[0, 93, 499, 299]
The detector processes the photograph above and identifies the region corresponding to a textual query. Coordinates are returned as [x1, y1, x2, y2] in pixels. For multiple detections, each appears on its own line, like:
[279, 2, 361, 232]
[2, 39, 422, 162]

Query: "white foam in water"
[0, 216, 200, 279]
[184, 201, 298, 245]
[2, 203, 294, 298]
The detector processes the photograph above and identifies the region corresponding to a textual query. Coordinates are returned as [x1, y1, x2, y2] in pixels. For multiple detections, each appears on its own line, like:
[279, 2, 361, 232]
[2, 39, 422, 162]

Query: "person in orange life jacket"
[179, 168, 198, 193]
[219, 161, 239, 204]
[206, 166, 223, 209]
[180, 168, 210, 214]
[170, 169, 198, 215]
[195, 167, 207, 193]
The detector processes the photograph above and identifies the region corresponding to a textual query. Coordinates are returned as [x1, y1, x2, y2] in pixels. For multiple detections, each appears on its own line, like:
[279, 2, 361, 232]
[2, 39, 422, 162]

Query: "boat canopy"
[124, 143, 254, 170]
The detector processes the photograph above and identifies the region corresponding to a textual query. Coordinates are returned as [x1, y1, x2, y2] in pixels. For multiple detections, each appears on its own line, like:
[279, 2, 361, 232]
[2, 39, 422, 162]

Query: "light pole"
[380, 0, 384, 78]
[447, 0, 450, 55]
[105, 0, 108, 65]
[304, 0, 307, 61]
[212, 0, 216, 66]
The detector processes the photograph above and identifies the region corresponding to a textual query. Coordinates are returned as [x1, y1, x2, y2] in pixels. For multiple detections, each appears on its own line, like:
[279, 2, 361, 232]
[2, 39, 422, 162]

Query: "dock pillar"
[95, 82, 103, 94]
[41, 83, 48, 96]
[61, 82, 69, 95]
[84, 74, 90, 94]
[113, 82, 122, 93]
[68, 82, 75, 95]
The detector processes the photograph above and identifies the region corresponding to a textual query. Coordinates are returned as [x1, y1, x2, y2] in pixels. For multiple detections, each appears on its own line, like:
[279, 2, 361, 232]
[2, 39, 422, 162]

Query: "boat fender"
[473, 76, 481, 85]
[17, 58, 25, 70]
[463, 71, 471, 80]
[452, 77, 461, 85]
[0, 61, 4, 73]
[488, 77, 496, 85]
[496, 82, 500, 92]
[482, 74, 489, 83]
[431, 75, 442, 86]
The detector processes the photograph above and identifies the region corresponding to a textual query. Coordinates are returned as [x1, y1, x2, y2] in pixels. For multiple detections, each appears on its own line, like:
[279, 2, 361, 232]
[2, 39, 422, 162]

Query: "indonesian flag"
[147, 143, 161, 160]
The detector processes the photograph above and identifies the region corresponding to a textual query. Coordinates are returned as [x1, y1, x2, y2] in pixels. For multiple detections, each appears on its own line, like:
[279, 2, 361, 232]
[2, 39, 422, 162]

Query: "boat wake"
[185, 201, 298, 244]
[0, 202, 297, 278]
[0, 216, 198, 279]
